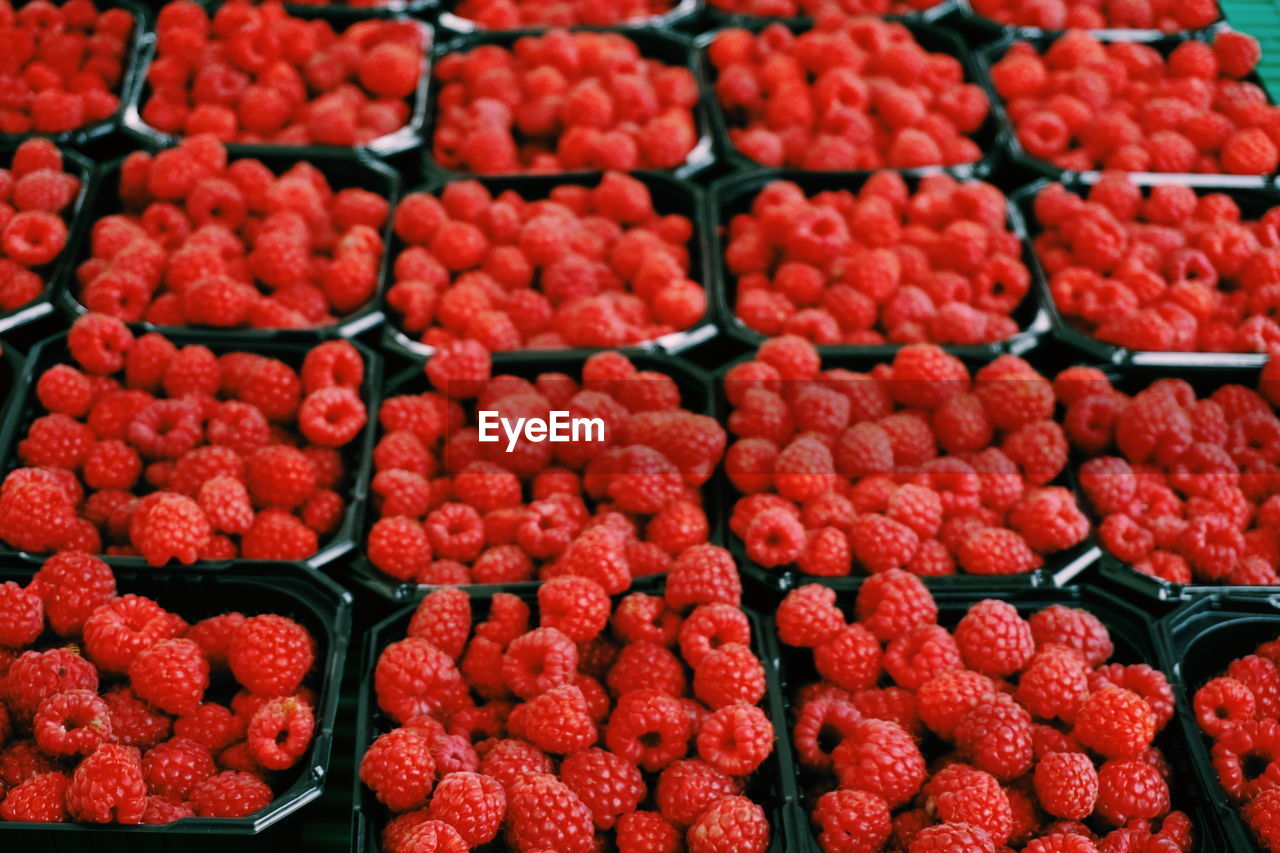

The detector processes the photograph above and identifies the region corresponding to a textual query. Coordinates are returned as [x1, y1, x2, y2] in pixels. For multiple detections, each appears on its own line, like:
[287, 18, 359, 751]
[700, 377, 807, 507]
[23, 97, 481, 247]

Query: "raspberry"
[101, 685, 173, 750]
[1095, 758, 1169, 825]
[1035, 751, 1099, 820]
[241, 509, 319, 560]
[36, 364, 93, 417]
[130, 491, 211, 566]
[247, 697, 314, 770]
[697, 702, 773, 776]
[521, 683, 596, 753]
[376, 637, 469, 724]
[298, 387, 367, 447]
[1074, 686, 1157, 759]
[926, 765, 1013, 844]
[560, 747, 646, 829]
[855, 569, 937, 642]
[1, 772, 71, 823]
[66, 743, 147, 824]
[693, 642, 765, 710]
[506, 773, 595, 853]
[0, 581, 43, 648]
[0, 475, 77, 553]
[1017, 645, 1090, 722]
[538, 576, 610, 643]
[1195, 676, 1256, 738]
[665, 545, 742, 612]
[189, 770, 273, 817]
[142, 737, 216, 800]
[954, 693, 1034, 781]
[617, 810, 682, 853]
[605, 689, 694, 772]
[82, 594, 187, 675]
[361, 727, 436, 812]
[884, 625, 963, 691]
[128, 637, 209, 716]
[425, 771, 504, 846]
[908, 823, 995, 853]
[1029, 605, 1114, 667]
[954, 599, 1034, 678]
[813, 788, 892, 853]
[229, 614, 315, 698]
[34, 689, 112, 757]
[776, 584, 845, 648]
[68, 313, 133, 375]
[407, 589, 471, 661]
[832, 718, 926, 808]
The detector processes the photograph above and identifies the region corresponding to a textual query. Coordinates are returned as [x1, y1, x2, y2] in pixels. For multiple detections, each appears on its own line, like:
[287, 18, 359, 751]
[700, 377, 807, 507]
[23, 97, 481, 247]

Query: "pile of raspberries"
[991, 29, 1277, 175]
[1033, 174, 1280, 354]
[724, 174, 1031, 347]
[1194, 636, 1280, 850]
[779, 576, 1191, 852]
[448, 0, 679, 30]
[707, 17, 991, 171]
[431, 29, 700, 174]
[366, 349, 725, 586]
[968, 0, 1219, 32]
[1, 140, 81, 316]
[707, 0, 944, 19]
[725, 337, 1090, 577]
[386, 173, 706, 352]
[0, 0, 134, 136]
[70, 135, 389, 330]
[0, 552, 319, 824]
[0, 315, 369, 565]
[360, 557, 774, 853]
[140, 0, 424, 147]
[1069, 360, 1280, 586]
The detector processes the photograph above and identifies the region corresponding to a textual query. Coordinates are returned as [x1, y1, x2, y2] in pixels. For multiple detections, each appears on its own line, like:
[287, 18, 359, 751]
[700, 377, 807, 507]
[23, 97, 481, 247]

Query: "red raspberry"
[1017, 645, 1090, 722]
[34, 689, 112, 757]
[908, 823, 995, 853]
[368, 517, 433, 581]
[36, 364, 93, 417]
[954, 599, 1034, 678]
[815, 623, 883, 692]
[1095, 758, 1169, 825]
[67, 313, 131, 375]
[129, 637, 209, 716]
[407, 589, 471, 662]
[884, 625, 963, 692]
[1245, 788, 1280, 849]
[506, 773, 595, 853]
[1091, 663, 1174, 729]
[103, 685, 173, 749]
[687, 795, 770, 853]
[617, 810, 682, 853]
[954, 693, 1034, 781]
[655, 758, 742, 828]
[426, 771, 505, 846]
[502, 626, 578, 699]
[361, 727, 436, 812]
[83, 594, 187, 674]
[521, 683, 597, 754]
[855, 569, 937, 642]
[694, 642, 765, 709]
[776, 584, 845, 648]
[1195, 676, 1256, 738]
[813, 788, 892, 853]
[665, 545, 742, 612]
[1074, 686, 1157, 759]
[130, 491, 211, 566]
[605, 688, 694, 772]
[538, 576, 610, 643]
[0, 771, 71, 822]
[925, 765, 1013, 844]
[18, 413, 94, 469]
[0, 581, 43, 648]
[832, 718, 926, 808]
[142, 736, 216, 800]
[560, 747, 646, 829]
[376, 638, 468, 724]
[189, 770, 273, 817]
[1035, 751, 1099, 820]
[66, 743, 147, 824]
[1029, 605, 1114, 667]
[697, 702, 773, 776]
[241, 509, 319, 560]
[247, 696, 313, 771]
[229, 614, 315, 698]
[0, 475, 78, 552]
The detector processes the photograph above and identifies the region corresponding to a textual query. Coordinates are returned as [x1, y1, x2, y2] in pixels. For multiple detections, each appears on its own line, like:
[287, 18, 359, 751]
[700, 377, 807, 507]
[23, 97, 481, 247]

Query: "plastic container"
[122, 11, 432, 160]
[351, 582, 801, 853]
[0, 146, 95, 338]
[423, 28, 716, 181]
[1157, 592, 1280, 852]
[1074, 362, 1280, 602]
[55, 144, 401, 343]
[381, 170, 717, 361]
[977, 28, 1279, 185]
[708, 168, 1051, 362]
[0, 0, 151, 152]
[715, 349, 1101, 596]
[1013, 176, 1280, 368]
[436, 0, 703, 36]
[0, 331, 383, 571]
[0, 559, 352, 853]
[780, 582, 1228, 852]
[349, 349, 723, 604]
[951, 0, 1222, 45]
[696, 19, 1007, 179]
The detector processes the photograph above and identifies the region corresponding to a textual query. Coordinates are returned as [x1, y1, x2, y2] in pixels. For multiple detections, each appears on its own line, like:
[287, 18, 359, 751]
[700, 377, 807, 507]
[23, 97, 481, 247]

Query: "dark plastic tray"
[977, 28, 1279, 185]
[708, 168, 1051, 362]
[0, 0, 151, 151]
[436, 0, 703, 35]
[423, 28, 716, 181]
[1157, 592, 1280, 852]
[0, 331, 383, 572]
[1012, 176, 1280, 368]
[715, 349, 1101, 595]
[0, 146, 95, 338]
[381, 170, 717, 361]
[1078, 362, 1280, 602]
[55, 144, 400, 342]
[122, 9, 432, 159]
[0, 559, 352, 852]
[696, 19, 1007, 179]
[349, 349, 723, 603]
[779, 582, 1227, 853]
[351, 582, 800, 853]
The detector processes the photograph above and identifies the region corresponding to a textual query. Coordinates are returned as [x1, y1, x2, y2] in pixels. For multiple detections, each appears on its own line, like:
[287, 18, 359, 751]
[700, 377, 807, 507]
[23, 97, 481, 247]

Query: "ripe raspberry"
[130, 491, 211, 566]
[361, 727, 436, 812]
[1034, 752, 1098, 822]
[506, 773, 595, 853]
[687, 795, 770, 853]
[776, 584, 845, 648]
[855, 569, 937, 642]
[66, 743, 147, 824]
[68, 313, 133, 375]
[1195, 676, 1256, 738]
[617, 810, 682, 853]
[655, 758, 742, 828]
[34, 689, 112, 757]
[0, 581, 43, 648]
[694, 642, 766, 709]
[1029, 605, 1114, 667]
[954, 599, 1034, 678]
[1095, 758, 1169, 826]
[954, 692, 1034, 781]
[247, 696, 314, 771]
[189, 771, 273, 818]
[0, 475, 78, 552]
[832, 718, 926, 807]
[665, 545, 742, 612]
[605, 688, 694, 772]
[815, 623, 883, 692]
[1017, 645, 1090, 722]
[241, 509, 319, 560]
[813, 788, 892, 853]
[0, 771, 71, 823]
[697, 702, 773, 776]
[1074, 687, 1157, 759]
[129, 637, 209, 716]
[521, 684, 597, 754]
[229, 613, 315, 698]
[406, 588, 470, 662]
[375, 638, 468, 724]
[884, 625, 963, 691]
[560, 747, 646, 830]
[82, 594, 187, 675]
[908, 823, 995, 853]
[101, 685, 172, 750]
[538, 576, 610, 644]
[925, 765, 1013, 845]
[142, 737, 217, 800]
[426, 771, 505, 846]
